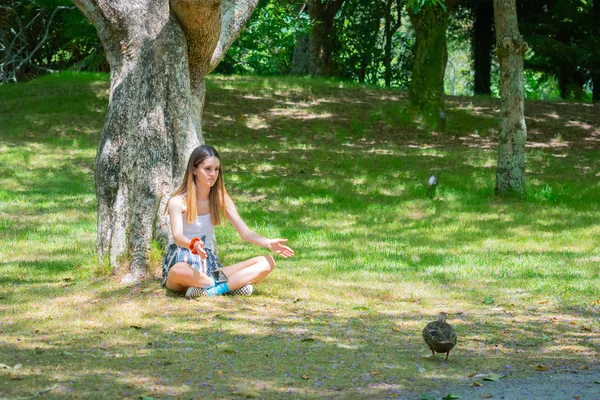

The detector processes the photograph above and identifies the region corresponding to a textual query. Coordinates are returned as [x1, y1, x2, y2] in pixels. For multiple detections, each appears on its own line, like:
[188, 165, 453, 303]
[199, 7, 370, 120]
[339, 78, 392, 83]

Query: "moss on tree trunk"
[408, 4, 449, 130]
[493, 0, 528, 198]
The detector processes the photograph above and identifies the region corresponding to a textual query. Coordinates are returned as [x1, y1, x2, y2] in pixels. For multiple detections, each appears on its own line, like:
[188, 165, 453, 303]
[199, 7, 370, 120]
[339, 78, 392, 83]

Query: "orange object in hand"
[189, 237, 201, 254]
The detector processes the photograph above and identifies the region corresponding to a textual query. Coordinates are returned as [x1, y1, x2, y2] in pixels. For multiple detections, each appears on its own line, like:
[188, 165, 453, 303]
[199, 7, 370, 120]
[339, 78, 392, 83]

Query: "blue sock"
[205, 282, 230, 297]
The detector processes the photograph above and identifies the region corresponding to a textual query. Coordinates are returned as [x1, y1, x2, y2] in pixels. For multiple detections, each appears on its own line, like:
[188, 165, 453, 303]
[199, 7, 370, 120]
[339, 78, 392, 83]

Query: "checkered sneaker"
[185, 286, 208, 299]
[227, 284, 253, 296]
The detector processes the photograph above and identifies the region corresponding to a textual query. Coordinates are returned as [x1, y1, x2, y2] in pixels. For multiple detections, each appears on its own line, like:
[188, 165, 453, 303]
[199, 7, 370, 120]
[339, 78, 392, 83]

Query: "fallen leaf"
[483, 297, 494, 305]
[370, 370, 380, 376]
[9, 372, 23, 380]
[480, 395, 493, 399]
[442, 394, 461, 400]
[473, 381, 483, 387]
[467, 372, 477, 378]
[574, 395, 580, 399]
[301, 374, 309, 380]
[576, 365, 589, 371]
[541, 334, 551, 342]
[62, 351, 73, 356]
[216, 370, 224, 376]
[483, 373, 501, 381]
[31, 384, 59, 397]
[233, 390, 261, 398]
[569, 321, 577, 325]
[141, 288, 152, 293]
[392, 326, 403, 332]
[536, 365, 549, 371]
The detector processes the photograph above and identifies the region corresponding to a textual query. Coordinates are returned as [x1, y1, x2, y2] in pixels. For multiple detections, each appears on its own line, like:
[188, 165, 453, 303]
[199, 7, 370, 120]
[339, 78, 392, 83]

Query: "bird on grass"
[426, 174, 438, 199]
[422, 312, 457, 360]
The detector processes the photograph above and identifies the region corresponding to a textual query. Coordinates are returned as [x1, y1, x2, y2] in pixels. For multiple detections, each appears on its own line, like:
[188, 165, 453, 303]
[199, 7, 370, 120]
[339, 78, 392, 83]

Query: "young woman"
[162, 145, 294, 298]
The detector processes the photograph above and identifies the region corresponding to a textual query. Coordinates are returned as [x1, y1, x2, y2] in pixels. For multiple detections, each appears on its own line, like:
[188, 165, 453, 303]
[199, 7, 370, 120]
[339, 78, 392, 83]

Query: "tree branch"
[14, 6, 75, 76]
[208, 0, 260, 73]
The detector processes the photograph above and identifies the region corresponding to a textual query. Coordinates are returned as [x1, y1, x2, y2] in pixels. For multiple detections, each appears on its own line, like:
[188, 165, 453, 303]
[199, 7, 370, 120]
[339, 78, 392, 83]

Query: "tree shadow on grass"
[1, 283, 598, 399]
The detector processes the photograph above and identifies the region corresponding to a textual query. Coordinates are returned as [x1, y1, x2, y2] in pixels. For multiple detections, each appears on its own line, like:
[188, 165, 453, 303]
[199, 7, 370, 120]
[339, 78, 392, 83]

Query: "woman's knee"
[168, 263, 190, 279]
[262, 254, 276, 272]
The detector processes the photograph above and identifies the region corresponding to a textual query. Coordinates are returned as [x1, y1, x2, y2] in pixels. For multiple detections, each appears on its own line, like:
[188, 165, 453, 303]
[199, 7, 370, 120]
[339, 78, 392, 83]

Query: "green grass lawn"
[1, 72, 599, 399]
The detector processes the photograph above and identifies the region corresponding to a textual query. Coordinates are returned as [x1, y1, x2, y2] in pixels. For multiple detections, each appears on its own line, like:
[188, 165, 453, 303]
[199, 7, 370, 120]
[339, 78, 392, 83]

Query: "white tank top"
[181, 213, 215, 250]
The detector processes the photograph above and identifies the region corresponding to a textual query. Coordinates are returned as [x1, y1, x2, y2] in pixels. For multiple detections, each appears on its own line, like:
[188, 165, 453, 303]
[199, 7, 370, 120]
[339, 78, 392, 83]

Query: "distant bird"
[422, 312, 457, 360]
[426, 174, 438, 199]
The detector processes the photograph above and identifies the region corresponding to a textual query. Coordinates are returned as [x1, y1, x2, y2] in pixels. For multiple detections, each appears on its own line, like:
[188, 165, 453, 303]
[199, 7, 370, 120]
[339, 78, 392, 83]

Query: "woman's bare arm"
[167, 196, 207, 259]
[225, 194, 294, 258]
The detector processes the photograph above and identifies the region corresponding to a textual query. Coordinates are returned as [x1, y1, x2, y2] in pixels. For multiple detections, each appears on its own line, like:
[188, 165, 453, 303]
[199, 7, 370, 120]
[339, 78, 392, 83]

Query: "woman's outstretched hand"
[267, 239, 295, 258]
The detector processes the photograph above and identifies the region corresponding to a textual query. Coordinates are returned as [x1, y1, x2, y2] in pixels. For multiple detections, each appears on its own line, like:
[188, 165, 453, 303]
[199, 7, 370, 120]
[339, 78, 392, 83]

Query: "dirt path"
[422, 368, 600, 400]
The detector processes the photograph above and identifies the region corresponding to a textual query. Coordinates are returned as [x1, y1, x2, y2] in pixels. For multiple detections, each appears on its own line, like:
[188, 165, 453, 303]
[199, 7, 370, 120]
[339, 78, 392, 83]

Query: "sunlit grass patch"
[1, 73, 599, 399]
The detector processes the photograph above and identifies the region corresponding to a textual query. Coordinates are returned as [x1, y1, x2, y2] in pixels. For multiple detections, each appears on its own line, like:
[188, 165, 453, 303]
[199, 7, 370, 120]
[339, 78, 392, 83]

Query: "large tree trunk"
[307, 0, 344, 77]
[472, 0, 493, 95]
[493, 0, 528, 197]
[408, 4, 450, 130]
[73, 0, 258, 284]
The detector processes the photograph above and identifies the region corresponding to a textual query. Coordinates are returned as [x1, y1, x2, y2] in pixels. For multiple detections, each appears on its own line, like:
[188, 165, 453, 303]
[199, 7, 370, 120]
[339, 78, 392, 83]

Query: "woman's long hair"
[170, 145, 226, 226]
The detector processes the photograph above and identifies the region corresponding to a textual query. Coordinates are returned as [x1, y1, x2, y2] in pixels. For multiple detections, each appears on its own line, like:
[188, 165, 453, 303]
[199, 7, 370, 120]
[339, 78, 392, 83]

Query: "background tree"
[0, 0, 103, 83]
[383, 0, 405, 87]
[582, 0, 599, 102]
[72, 0, 258, 283]
[336, 0, 384, 84]
[407, 0, 453, 129]
[471, 0, 494, 95]
[216, 0, 310, 75]
[307, 0, 345, 76]
[518, 0, 592, 101]
[494, 0, 528, 197]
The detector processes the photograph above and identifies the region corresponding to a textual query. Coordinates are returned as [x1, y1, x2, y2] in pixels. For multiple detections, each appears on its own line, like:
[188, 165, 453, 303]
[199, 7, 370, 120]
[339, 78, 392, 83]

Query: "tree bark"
[493, 0, 528, 197]
[292, 33, 310, 75]
[73, 0, 257, 284]
[472, 0, 493, 95]
[307, 0, 344, 76]
[408, 3, 450, 130]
